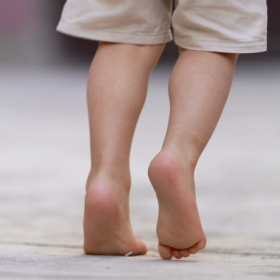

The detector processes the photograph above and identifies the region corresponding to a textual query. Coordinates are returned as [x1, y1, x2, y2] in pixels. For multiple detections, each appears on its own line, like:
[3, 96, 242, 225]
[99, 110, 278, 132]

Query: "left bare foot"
[148, 150, 206, 260]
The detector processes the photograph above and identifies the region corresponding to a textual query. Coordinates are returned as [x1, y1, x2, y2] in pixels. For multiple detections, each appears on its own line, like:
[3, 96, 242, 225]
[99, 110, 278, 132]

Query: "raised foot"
[83, 183, 147, 256]
[148, 150, 206, 260]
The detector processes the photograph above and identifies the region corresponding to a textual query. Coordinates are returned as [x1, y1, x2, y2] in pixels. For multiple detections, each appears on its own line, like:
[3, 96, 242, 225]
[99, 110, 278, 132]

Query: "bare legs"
[148, 49, 238, 259]
[84, 42, 238, 258]
[84, 42, 164, 255]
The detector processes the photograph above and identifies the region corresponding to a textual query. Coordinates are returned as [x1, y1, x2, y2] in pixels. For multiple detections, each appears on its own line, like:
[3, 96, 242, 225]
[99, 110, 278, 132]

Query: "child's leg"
[84, 42, 164, 255]
[149, 49, 238, 260]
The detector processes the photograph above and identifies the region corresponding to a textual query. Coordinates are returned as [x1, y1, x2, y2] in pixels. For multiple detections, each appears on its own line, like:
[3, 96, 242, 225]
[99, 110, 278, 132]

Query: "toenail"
[125, 251, 133, 257]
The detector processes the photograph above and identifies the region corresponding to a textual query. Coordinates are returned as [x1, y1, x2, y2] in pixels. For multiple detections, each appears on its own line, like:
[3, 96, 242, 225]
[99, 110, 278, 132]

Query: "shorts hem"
[57, 21, 173, 45]
[174, 35, 267, 54]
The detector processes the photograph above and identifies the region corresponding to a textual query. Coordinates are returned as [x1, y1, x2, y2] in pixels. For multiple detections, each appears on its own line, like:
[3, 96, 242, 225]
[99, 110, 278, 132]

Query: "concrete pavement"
[1, 58, 280, 279]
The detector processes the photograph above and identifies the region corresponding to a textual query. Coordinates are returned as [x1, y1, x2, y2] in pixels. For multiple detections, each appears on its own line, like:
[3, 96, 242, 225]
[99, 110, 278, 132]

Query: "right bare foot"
[83, 178, 147, 256]
[148, 150, 206, 260]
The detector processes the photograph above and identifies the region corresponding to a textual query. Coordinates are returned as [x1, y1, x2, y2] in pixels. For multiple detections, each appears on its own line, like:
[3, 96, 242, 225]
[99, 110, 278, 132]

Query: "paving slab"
[1, 243, 280, 280]
[1, 59, 280, 279]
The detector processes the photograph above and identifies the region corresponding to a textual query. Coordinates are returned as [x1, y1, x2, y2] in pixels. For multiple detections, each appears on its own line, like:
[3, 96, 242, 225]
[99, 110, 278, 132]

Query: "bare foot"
[83, 178, 147, 256]
[148, 150, 206, 260]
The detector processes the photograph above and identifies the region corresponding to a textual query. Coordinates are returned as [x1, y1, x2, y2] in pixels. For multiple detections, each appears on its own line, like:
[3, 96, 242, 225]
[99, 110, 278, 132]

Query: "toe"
[158, 244, 173, 260]
[136, 239, 147, 255]
[187, 236, 207, 255]
[195, 236, 207, 250]
[180, 249, 190, 258]
[173, 249, 182, 259]
[188, 247, 199, 254]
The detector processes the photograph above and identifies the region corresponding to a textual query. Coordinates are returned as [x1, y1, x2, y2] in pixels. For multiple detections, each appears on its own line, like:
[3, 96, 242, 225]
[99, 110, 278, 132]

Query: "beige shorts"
[57, 0, 267, 53]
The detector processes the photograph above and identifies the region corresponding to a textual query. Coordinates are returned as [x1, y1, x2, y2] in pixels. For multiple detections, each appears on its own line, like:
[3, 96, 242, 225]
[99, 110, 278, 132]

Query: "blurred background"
[1, 0, 280, 251]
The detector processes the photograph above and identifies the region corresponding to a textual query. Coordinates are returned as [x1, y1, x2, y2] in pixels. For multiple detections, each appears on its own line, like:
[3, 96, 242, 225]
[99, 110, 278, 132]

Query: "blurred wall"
[0, 0, 279, 66]
[0, 0, 62, 65]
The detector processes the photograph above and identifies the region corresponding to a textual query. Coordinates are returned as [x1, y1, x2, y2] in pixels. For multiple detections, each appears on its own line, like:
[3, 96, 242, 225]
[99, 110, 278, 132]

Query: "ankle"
[154, 147, 199, 172]
[86, 166, 131, 192]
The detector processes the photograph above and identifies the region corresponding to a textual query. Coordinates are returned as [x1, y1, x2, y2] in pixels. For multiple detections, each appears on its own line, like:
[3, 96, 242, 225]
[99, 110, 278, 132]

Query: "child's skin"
[83, 42, 238, 260]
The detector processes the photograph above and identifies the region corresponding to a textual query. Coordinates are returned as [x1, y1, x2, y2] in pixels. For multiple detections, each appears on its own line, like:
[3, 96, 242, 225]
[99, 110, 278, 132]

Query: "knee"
[99, 41, 165, 68]
[179, 47, 239, 62]
[126, 43, 165, 67]
[137, 44, 165, 57]
[136, 44, 165, 68]
[215, 52, 239, 63]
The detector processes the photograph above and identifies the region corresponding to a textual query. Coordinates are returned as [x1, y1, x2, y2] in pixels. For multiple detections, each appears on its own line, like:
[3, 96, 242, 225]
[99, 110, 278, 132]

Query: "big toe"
[139, 240, 148, 255]
[186, 235, 206, 254]
[158, 244, 173, 260]
[134, 238, 147, 256]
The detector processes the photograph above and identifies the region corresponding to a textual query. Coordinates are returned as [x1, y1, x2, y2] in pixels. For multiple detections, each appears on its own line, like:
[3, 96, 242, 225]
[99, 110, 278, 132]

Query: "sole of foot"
[83, 182, 147, 256]
[148, 150, 206, 260]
